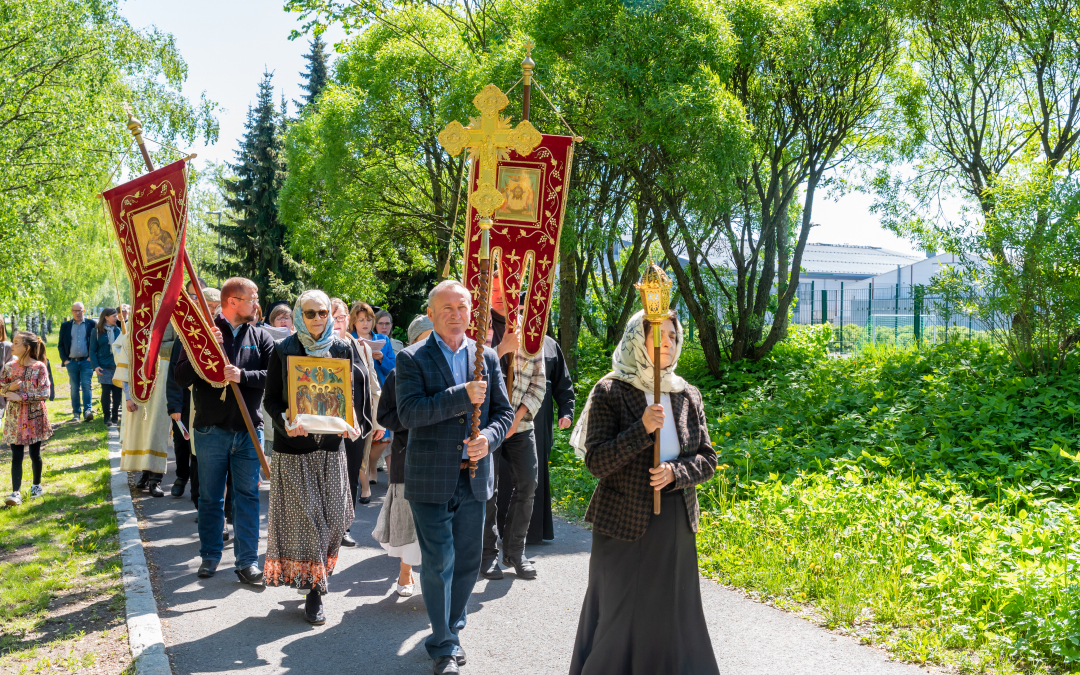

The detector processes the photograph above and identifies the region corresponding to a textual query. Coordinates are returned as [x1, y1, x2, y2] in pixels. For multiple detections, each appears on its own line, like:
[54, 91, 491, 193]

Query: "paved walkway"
[134, 445, 929, 675]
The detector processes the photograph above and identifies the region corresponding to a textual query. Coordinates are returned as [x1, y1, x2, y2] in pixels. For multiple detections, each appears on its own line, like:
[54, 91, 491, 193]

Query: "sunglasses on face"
[303, 309, 330, 320]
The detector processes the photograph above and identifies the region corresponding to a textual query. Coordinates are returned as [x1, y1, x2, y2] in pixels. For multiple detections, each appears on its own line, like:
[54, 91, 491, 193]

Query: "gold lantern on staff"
[635, 262, 673, 515]
[636, 263, 673, 323]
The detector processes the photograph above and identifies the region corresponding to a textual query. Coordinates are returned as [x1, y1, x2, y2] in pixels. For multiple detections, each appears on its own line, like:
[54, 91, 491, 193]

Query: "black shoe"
[480, 557, 503, 580]
[357, 495, 371, 505]
[171, 479, 187, 497]
[305, 591, 325, 625]
[369, 479, 377, 485]
[433, 655, 459, 674]
[235, 565, 264, 585]
[223, 524, 230, 542]
[341, 530, 356, 547]
[502, 554, 537, 579]
[456, 648, 467, 666]
[197, 559, 218, 578]
[135, 474, 149, 490]
[148, 481, 165, 498]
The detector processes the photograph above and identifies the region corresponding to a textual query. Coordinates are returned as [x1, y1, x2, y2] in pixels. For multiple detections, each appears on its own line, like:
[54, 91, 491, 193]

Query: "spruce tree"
[297, 35, 329, 111]
[212, 70, 301, 304]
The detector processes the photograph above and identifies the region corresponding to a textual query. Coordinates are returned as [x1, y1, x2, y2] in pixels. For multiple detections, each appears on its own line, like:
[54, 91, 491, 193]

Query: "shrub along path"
[135, 442, 930, 675]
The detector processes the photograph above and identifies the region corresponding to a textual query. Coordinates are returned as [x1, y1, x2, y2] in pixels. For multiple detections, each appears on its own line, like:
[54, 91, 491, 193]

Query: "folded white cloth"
[282, 413, 361, 441]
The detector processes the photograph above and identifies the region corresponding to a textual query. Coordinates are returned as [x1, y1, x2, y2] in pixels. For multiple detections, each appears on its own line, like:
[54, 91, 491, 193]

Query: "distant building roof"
[799, 243, 921, 280]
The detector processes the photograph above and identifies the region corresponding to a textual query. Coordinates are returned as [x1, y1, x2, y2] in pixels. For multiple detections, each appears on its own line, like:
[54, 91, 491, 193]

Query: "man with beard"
[175, 277, 273, 583]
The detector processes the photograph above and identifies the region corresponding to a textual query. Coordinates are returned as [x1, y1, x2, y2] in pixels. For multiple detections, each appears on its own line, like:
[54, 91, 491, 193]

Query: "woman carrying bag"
[89, 307, 123, 426]
[568, 309, 719, 675]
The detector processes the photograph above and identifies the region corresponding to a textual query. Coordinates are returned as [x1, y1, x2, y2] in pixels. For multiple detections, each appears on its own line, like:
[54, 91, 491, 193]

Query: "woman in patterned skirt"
[3, 331, 53, 506]
[262, 290, 373, 624]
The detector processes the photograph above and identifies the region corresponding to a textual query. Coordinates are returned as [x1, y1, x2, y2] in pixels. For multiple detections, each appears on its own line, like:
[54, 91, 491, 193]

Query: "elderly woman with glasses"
[262, 290, 374, 625]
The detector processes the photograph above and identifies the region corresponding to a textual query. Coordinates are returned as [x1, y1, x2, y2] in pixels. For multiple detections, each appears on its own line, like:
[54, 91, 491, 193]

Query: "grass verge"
[0, 335, 131, 674]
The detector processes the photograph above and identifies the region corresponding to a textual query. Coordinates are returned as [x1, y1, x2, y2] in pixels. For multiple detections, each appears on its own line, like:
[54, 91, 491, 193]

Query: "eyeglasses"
[229, 296, 259, 306]
[303, 309, 330, 320]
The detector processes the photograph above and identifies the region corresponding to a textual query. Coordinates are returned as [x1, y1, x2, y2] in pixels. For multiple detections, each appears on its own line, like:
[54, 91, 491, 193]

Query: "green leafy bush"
[551, 326, 1080, 671]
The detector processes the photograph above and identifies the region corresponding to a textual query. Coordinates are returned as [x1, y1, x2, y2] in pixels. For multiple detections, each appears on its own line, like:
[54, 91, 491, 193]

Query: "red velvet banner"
[102, 160, 227, 403]
[462, 134, 575, 357]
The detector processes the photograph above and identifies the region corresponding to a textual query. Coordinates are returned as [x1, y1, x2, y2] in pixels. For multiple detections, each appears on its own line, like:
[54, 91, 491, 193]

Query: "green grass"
[551, 328, 1080, 674]
[0, 334, 126, 670]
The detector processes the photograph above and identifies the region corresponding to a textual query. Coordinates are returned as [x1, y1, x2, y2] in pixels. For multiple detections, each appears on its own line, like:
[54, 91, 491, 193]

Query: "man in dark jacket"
[175, 277, 273, 585]
[58, 302, 97, 422]
[396, 280, 514, 675]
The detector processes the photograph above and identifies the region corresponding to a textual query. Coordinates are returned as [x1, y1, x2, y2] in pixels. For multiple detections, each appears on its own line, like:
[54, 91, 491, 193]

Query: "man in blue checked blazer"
[397, 280, 514, 675]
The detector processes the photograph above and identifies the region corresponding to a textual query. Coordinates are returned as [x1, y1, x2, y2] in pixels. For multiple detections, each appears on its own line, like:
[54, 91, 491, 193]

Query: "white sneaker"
[29, 485, 43, 498]
[392, 582, 415, 597]
[4, 492, 21, 506]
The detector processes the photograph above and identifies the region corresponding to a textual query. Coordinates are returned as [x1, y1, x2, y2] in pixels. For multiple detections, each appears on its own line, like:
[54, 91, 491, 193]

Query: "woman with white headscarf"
[262, 290, 373, 625]
[568, 309, 719, 675]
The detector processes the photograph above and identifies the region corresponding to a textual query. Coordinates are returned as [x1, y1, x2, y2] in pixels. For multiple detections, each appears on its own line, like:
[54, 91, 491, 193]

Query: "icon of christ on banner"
[495, 166, 542, 222]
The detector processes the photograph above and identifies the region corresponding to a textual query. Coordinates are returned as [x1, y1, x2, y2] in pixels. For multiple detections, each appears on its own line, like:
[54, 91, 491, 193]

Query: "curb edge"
[107, 426, 172, 675]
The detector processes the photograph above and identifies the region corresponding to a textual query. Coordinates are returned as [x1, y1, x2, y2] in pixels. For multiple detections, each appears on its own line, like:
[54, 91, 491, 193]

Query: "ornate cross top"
[438, 84, 543, 220]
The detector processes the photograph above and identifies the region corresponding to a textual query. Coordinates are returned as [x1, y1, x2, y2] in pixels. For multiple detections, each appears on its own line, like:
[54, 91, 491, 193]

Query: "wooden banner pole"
[126, 114, 270, 479]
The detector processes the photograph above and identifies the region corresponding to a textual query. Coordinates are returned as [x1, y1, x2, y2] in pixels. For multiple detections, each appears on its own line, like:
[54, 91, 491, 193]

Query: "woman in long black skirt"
[568, 309, 719, 675]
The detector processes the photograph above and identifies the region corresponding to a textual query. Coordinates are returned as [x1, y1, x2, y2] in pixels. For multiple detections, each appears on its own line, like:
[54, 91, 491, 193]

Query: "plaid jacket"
[583, 379, 716, 541]
[396, 332, 514, 504]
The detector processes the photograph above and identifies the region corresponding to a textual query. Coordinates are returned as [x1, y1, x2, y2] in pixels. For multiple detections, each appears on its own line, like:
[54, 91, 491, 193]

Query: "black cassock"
[496, 335, 575, 543]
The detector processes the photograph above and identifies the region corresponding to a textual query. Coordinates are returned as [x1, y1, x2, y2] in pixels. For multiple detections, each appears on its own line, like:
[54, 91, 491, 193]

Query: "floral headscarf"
[293, 290, 336, 358]
[569, 310, 687, 456]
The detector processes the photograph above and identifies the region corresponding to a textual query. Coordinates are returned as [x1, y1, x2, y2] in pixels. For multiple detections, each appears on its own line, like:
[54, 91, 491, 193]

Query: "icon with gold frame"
[287, 356, 354, 427]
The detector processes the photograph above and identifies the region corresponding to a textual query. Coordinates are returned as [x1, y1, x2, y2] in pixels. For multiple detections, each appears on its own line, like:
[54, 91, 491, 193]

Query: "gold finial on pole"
[126, 112, 156, 172]
[636, 262, 673, 515]
[522, 42, 535, 86]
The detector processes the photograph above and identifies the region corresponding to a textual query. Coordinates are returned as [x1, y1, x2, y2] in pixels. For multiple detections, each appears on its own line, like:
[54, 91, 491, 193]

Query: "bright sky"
[118, 0, 922, 258]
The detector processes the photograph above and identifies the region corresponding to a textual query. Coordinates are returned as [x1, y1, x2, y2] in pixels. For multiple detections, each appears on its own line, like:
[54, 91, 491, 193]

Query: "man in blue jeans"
[396, 280, 513, 675]
[175, 277, 274, 585]
[58, 302, 97, 422]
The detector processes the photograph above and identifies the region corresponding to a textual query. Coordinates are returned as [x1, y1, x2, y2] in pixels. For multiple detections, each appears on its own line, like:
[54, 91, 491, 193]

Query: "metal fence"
[791, 282, 987, 352]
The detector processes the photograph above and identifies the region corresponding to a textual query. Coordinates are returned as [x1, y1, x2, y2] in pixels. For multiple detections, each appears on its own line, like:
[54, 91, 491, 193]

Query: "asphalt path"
[133, 444, 931, 675]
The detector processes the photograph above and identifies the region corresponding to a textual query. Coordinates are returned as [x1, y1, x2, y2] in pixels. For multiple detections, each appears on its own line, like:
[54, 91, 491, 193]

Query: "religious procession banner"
[101, 159, 228, 403]
[461, 133, 575, 357]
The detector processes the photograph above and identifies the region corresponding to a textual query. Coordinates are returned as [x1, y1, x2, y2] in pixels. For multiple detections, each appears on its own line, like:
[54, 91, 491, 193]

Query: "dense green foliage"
[0, 0, 216, 313]
[551, 332, 1080, 671]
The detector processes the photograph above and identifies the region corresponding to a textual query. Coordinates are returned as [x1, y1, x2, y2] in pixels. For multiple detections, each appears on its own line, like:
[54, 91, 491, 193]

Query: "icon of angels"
[287, 356, 353, 426]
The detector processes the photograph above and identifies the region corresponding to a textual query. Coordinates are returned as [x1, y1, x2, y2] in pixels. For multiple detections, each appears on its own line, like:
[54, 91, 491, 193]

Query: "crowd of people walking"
[1, 271, 722, 674]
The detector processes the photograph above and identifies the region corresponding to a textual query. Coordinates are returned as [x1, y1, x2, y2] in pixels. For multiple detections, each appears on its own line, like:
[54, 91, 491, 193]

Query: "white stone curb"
[107, 426, 172, 675]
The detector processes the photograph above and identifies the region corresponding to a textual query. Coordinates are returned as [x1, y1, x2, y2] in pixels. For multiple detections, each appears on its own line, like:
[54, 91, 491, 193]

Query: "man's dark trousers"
[410, 470, 486, 660]
[483, 429, 538, 561]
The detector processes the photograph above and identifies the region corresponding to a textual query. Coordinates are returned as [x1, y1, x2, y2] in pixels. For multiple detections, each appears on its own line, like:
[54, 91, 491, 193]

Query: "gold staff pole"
[505, 44, 535, 399]
[636, 263, 673, 515]
[125, 114, 270, 479]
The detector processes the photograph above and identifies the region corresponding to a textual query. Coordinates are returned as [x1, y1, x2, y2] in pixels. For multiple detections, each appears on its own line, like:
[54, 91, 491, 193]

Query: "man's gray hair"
[427, 280, 472, 307]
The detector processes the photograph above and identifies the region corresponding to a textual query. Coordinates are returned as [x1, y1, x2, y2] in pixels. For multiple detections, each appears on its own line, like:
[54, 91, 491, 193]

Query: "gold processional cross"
[438, 84, 543, 232]
[437, 83, 542, 474]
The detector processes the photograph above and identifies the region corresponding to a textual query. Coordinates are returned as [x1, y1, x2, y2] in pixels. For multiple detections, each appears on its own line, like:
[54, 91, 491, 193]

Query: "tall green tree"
[0, 0, 217, 312]
[215, 71, 300, 304]
[298, 34, 330, 110]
